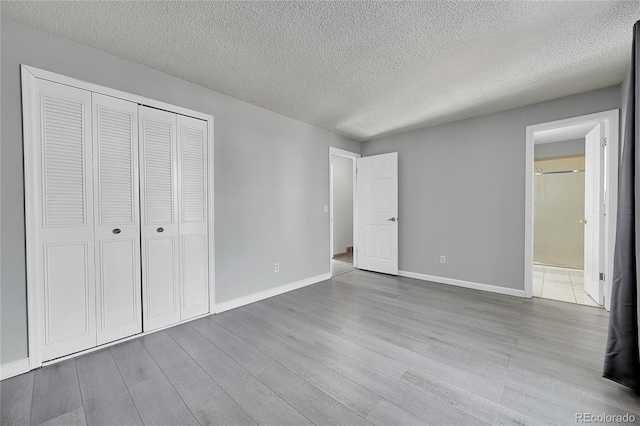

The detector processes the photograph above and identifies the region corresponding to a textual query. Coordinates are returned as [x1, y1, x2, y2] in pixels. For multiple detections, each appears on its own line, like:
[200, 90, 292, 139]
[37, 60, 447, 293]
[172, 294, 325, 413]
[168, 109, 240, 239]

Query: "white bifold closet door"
[92, 93, 142, 345]
[33, 79, 97, 361]
[139, 108, 210, 330]
[177, 115, 209, 320]
[139, 106, 181, 331]
[27, 74, 210, 361]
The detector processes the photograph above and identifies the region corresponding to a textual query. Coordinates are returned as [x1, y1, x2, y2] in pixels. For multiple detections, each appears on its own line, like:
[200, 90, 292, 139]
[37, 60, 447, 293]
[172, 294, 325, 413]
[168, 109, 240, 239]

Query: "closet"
[24, 71, 211, 362]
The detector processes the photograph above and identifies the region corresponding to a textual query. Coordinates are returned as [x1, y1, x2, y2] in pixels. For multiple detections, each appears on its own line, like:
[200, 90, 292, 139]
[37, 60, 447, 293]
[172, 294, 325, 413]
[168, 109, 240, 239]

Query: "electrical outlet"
[440, 255, 446, 264]
[274, 263, 280, 272]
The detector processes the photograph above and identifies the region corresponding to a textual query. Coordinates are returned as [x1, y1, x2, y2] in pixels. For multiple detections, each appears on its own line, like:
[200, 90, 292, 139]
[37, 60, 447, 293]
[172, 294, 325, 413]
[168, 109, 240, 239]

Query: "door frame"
[21, 65, 215, 369]
[329, 147, 360, 274]
[524, 109, 619, 310]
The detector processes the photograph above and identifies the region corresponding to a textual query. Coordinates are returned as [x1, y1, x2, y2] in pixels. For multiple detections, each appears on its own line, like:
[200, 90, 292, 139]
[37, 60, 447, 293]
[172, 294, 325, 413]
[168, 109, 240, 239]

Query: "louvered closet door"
[93, 94, 142, 345]
[34, 79, 96, 361]
[177, 115, 209, 320]
[139, 106, 180, 331]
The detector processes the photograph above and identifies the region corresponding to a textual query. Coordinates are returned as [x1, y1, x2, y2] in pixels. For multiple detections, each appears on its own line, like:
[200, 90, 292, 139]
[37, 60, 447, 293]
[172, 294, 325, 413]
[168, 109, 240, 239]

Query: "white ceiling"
[534, 122, 599, 145]
[2, 1, 638, 141]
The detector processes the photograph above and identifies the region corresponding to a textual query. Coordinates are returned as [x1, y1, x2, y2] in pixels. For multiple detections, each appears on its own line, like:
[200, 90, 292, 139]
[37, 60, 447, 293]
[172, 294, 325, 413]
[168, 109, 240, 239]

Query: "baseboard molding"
[214, 272, 332, 314]
[1, 358, 30, 381]
[41, 312, 212, 369]
[398, 270, 525, 298]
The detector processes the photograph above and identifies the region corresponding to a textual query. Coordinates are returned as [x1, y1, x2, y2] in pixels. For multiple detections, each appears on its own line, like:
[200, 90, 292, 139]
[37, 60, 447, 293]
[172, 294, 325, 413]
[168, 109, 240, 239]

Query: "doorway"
[329, 147, 359, 276]
[525, 110, 620, 310]
[533, 144, 594, 305]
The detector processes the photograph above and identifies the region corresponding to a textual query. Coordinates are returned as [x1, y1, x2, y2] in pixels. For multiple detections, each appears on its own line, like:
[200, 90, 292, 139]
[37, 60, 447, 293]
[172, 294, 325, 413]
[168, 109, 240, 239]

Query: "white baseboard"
[214, 272, 332, 314]
[41, 312, 212, 369]
[398, 270, 525, 298]
[1, 358, 30, 381]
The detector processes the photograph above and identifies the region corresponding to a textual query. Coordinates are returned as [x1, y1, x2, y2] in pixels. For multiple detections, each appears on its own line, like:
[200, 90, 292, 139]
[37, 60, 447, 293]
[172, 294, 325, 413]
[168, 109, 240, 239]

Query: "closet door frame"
[22, 65, 215, 370]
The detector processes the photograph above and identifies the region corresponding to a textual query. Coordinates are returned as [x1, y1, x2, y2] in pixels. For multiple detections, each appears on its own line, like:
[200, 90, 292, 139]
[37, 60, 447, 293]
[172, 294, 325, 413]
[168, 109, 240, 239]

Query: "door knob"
[112, 228, 121, 234]
[157, 227, 164, 233]
[388, 217, 397, 222]
[578, 219, 587, 224]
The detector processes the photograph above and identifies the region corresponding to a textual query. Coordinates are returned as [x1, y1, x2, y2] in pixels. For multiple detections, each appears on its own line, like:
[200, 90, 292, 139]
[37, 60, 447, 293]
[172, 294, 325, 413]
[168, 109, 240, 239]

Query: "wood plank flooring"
[2, 269, 639, 425]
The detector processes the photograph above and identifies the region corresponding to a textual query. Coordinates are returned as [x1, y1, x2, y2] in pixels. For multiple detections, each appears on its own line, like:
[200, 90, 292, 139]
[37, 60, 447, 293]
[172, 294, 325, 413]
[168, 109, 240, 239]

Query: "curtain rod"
[535, 169, 585, 175]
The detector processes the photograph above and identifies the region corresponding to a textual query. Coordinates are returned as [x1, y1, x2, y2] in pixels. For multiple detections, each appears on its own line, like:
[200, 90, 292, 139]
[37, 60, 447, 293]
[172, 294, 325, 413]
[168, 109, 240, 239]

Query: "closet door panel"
[93, 93, 142, 345]
[44, 243, 92, 344]
[139, 106, 180, 331]
[34, 79, 96, 361]
[181, 234, 208, 316]
[98, 240, 138, 328]
[145, 237, 179, 316]
[177, 115, 209, 320]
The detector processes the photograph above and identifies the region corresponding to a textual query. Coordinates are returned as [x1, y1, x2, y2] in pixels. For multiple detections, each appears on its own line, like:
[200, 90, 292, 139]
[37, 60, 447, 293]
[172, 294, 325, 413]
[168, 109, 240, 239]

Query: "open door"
[584, 123, 603, 305]
[356, 153, 398, 275]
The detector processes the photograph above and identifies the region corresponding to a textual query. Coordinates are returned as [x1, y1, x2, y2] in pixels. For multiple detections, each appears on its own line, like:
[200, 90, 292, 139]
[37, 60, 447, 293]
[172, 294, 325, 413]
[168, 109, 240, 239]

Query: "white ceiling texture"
[2, 1, 638, 141]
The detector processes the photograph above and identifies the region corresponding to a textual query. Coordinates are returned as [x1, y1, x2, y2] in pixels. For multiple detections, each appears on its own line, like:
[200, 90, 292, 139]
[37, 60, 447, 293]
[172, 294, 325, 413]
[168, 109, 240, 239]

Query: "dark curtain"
[604, 20, 640, 391]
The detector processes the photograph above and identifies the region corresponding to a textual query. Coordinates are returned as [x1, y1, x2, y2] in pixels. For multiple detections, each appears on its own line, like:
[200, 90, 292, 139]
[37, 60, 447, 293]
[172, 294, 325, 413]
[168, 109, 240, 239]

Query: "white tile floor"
[533, 265, 601, 307]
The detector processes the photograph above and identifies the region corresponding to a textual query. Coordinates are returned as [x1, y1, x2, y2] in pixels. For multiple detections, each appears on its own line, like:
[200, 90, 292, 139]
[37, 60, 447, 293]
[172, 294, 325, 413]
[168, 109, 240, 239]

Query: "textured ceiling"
[2, 1, 638, 141]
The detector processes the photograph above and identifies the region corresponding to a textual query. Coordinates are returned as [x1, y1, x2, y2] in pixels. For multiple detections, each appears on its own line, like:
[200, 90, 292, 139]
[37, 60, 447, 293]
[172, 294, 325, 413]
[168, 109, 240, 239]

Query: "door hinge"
[603, 137, 607, 147]
[599, 272, 605, 281]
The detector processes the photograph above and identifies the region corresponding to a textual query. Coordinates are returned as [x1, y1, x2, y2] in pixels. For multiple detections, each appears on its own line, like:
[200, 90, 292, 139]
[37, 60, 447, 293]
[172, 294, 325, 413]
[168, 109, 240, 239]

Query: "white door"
[33, 79, 97, 361]
[584, 123, 603, 304]
[93, 93, 142, 345]
[356, 153, 398, 275]
[177, 114, 209, 320]
[139, 106, 181, 331]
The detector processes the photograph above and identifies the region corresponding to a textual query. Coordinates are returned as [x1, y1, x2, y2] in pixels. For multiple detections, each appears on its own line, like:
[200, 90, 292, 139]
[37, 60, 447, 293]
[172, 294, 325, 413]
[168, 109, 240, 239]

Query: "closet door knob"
[157, 227, 164, 233]
[112, 228, 121, 234]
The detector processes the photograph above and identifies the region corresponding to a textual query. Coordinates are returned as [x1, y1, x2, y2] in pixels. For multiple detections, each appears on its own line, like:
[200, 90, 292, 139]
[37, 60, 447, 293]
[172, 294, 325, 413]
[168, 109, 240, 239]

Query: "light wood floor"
[2, 269, 638, 426]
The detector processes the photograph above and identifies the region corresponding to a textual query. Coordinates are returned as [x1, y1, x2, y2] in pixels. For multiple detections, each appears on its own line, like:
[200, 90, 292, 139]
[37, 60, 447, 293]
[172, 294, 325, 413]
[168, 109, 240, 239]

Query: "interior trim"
[215, 272, 332, 314]
[398, 270, 526, 298]
[0, 358, 31, 381]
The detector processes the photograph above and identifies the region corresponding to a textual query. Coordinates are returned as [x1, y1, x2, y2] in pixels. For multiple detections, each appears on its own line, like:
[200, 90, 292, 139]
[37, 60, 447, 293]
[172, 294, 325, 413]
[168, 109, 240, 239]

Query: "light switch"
[324, 205, 329, 213]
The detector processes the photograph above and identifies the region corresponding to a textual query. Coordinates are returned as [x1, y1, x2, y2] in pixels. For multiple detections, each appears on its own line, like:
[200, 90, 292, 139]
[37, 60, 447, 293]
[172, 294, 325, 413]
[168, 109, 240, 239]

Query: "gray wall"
[361, 86, 621, 290]
[331, 154, 353, 255]
[0, 19, 360, 365]
[534, 139, 585, 159]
